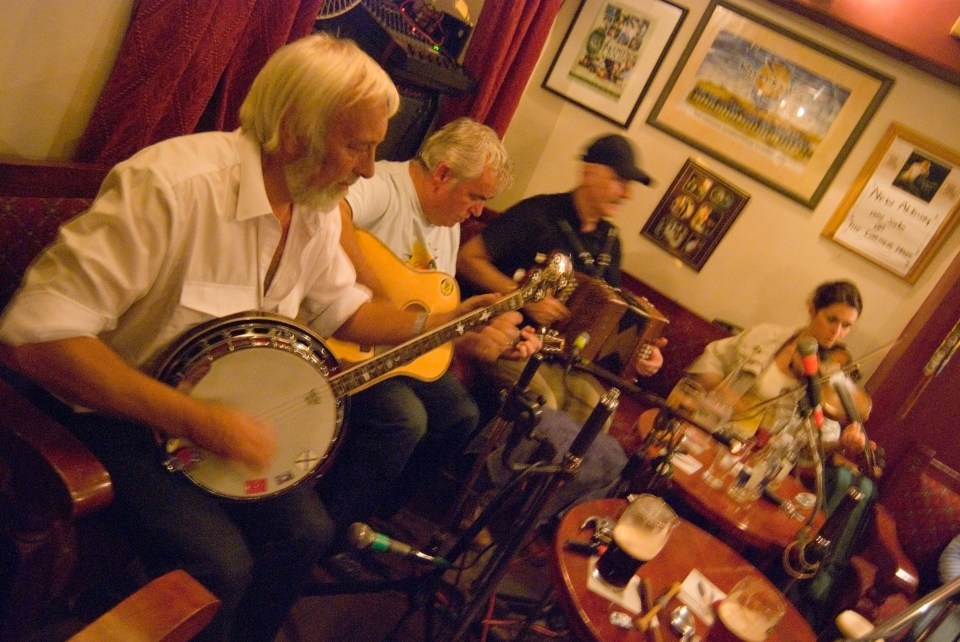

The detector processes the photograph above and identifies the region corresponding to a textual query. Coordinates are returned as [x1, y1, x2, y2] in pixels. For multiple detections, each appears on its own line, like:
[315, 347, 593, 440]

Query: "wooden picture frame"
[646, 0, 893, 208]
[822, 123, 960, 283]
[543, 0, 688, 128]
[642, 159, 751, 270]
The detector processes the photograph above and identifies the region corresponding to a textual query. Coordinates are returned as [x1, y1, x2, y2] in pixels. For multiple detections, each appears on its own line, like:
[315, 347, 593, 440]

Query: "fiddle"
[816, 345, 884, 481]
[789, 342, 883, 480]
[816, 345, 873, 423]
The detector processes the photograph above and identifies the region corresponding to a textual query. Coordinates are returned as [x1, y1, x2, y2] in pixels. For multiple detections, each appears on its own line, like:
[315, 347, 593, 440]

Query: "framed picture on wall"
[822, 123, 960, 283]
[542, 0, 688, 128]
[646, 0, 893, 208]
[642, 159, 750, 270]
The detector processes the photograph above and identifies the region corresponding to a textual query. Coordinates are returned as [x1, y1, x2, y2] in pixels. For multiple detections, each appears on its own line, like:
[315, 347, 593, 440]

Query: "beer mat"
[671, 452, 702, 475]
[678, 569, 725, 626]
[585, 557, 642, 612]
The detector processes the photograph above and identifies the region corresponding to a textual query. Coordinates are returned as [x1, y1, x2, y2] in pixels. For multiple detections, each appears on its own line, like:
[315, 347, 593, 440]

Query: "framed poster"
[642, 159, 750, 270]
[646, 0, 893, 208]
[543, 0, 687, 127]
[822, 123, 960, 283]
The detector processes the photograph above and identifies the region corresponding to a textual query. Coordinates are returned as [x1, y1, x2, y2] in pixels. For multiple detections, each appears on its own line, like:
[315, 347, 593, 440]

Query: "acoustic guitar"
[325, 229, 460, 380]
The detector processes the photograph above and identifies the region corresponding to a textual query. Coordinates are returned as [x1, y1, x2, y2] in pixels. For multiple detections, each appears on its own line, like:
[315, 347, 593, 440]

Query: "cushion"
[0, 196, 91, 308]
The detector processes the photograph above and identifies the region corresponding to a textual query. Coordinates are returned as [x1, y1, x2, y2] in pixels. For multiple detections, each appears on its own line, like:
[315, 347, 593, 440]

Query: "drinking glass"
[701, 444, 744, 490]
[593, 494, 678, 590]
[666, 376, 706, 414]
[692, 389, 734, 433]
[705, 576, 786, 642]
[754, 400, 799, 448]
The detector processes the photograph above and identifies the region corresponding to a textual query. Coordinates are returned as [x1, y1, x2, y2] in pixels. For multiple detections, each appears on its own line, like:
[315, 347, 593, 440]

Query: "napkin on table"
[678, 568, 726, 625]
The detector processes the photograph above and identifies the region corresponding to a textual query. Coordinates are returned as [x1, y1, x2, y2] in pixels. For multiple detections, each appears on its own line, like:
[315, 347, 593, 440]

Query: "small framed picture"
[542, 0, 687, 127]
[642, 159, 750, 270]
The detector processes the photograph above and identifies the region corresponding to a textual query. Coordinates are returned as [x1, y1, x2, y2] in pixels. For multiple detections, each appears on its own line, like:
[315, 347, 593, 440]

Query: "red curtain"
[437, 0, 564, 137]
[74, 0, 325, 165]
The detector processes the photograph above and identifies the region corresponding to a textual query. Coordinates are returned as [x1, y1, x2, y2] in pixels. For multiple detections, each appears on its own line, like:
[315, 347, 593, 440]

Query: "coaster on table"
[671, 452, 703, 475]
[678, 568, 726, 625]
[585, 556, 642, 612]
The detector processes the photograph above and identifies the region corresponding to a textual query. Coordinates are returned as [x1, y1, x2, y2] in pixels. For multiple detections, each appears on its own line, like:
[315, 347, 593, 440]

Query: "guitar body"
[325, 229, 459, 382]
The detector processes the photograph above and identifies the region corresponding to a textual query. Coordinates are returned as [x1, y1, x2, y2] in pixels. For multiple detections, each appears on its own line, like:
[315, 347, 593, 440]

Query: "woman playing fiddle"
[681, 280, 877, 630]
[685, 280, 870, 465]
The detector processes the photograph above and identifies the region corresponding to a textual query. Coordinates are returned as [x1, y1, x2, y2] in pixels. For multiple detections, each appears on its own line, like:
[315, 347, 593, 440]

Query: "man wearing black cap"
[457, 133, 663, 426]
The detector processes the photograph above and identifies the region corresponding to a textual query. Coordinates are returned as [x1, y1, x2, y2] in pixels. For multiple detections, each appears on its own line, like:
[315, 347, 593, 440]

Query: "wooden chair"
[1, 158, 221, 641]
[66, 570, 220, 642]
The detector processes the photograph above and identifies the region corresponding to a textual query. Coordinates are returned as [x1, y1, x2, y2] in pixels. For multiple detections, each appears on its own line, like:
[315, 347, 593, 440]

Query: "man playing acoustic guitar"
[321, 118, 540, 539]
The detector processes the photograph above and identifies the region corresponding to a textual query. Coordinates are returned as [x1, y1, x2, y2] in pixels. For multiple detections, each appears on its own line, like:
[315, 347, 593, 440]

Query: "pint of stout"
[593, 494, 677, 589]
[704, 576, 785, 642]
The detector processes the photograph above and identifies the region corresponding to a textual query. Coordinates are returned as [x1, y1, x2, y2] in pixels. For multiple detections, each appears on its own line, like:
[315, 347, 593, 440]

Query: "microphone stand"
[446, 353, 545, 529]
[781, 408, 828, 583]
[441, 388, 621, 642]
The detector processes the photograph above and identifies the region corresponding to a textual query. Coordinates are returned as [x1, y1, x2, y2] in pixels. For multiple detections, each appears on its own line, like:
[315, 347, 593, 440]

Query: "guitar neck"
[330, 289, 527, 396]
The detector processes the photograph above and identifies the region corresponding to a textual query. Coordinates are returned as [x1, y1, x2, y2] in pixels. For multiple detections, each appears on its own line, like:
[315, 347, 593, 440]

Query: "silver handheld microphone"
[348, 522, 449, 567]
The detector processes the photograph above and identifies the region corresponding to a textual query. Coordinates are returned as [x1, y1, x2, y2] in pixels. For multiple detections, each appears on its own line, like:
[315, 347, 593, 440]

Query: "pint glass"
[594, 494, 678, 589]
[705, 576, 785, 642]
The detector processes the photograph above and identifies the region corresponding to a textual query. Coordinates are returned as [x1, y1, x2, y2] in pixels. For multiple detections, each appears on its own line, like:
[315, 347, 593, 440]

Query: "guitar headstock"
[518, 252, 573, 302]
[539, 329, 566, 355]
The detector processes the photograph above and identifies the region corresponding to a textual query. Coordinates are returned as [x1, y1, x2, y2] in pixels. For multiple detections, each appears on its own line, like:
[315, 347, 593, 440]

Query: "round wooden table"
[635, 409, 825, 556]
[551, 498, 817, 642]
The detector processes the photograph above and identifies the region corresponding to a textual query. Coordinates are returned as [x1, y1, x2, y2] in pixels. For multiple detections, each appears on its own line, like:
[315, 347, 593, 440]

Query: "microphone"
[566, 331, 591, 369]
[347, 522, 449, 567]
[796, 337, 824, 429]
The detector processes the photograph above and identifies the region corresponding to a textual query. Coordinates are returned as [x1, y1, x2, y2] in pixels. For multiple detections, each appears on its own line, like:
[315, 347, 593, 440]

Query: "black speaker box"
[377, 84, 438, 162]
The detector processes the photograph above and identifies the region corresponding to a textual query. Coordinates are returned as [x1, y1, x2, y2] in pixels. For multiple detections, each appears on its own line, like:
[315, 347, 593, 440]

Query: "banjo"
[151, 252, 572, 501]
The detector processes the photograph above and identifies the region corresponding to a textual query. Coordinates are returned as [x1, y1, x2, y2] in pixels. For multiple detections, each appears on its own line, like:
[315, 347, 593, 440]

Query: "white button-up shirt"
[0, 129, 370, 369]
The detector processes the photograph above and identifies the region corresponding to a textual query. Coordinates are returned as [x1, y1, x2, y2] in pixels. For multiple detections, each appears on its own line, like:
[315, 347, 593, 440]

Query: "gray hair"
[239, 33, 400, 155]
[417, 117, 513, 192]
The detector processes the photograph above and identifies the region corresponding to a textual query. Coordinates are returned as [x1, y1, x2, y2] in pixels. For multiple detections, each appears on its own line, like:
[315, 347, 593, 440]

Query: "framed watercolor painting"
[646, 0, 893, 208]
[822, 123, 960, 283]
[642, 159, 750, 270]
[543, 0, 687, 127]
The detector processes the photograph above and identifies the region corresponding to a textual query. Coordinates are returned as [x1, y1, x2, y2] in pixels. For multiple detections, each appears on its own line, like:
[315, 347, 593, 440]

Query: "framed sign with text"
[822, 123, 960, 283]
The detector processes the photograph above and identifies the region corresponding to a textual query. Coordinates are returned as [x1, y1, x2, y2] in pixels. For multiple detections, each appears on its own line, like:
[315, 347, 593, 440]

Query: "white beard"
[284, 155, 345, 212]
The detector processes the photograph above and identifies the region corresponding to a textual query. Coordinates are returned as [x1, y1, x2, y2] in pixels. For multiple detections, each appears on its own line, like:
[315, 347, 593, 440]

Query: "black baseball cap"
[582, 134, 652, 185]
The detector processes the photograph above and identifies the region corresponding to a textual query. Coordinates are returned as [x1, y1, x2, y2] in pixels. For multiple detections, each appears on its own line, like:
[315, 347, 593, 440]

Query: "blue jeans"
[319, 371, 479, 529]
[70, 413, 334, 642]
[480, 407, 628, 525]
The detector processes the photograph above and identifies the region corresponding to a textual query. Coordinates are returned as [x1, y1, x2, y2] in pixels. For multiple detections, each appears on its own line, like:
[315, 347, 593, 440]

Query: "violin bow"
[827, 372, 881, 481]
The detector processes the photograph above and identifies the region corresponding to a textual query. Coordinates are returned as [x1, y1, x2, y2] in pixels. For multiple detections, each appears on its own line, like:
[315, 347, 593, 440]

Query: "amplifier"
[324, 0, 476, 95]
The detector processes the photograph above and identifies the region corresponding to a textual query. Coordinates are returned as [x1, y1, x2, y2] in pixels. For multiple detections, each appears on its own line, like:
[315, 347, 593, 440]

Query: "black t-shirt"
[461, 192, 622, 297]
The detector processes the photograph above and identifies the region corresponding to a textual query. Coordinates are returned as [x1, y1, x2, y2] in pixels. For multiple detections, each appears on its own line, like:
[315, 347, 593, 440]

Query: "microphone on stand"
[348, 522, 449, 567]
[796, 337, 824, 430]
[564, 388, 620, 474]
[565, 331, 591, 372]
